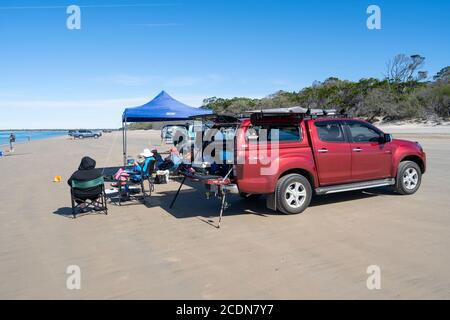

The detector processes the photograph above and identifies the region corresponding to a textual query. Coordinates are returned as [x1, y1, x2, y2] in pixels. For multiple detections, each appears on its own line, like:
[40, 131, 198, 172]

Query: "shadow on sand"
[54, 176, 398, 224]
[53, 207, 107, 219]
[141, 178, 397, 227]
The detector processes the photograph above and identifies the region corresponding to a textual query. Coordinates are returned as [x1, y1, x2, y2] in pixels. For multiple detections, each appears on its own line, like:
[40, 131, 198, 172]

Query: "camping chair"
[70, 176, 108, 218]
[117, 160, 156, 206]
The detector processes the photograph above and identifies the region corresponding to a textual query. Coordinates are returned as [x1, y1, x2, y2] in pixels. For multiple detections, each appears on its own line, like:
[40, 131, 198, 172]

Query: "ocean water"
[0, 131, 68, 147]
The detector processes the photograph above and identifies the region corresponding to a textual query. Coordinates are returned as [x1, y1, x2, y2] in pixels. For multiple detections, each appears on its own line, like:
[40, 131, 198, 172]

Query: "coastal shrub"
[201, 68, 450, 122]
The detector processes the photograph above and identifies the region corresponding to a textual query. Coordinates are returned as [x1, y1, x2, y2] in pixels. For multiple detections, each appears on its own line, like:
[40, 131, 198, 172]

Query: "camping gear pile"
[67, 91, 240, 227]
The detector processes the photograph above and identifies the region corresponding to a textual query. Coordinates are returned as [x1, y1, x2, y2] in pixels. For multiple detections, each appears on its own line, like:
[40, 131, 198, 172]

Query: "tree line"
[202, 54, 450, 122]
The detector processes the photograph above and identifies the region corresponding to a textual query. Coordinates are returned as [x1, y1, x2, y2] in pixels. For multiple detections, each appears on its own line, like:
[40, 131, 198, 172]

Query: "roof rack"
[190, 109, 348, 126]
[250, 108, 347, 124]
[247, 106, 334, 114]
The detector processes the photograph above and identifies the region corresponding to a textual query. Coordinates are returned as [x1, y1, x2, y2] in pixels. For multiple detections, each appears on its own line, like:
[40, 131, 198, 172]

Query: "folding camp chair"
[117, 160, 156, 206]
[70, 176, 108, 218]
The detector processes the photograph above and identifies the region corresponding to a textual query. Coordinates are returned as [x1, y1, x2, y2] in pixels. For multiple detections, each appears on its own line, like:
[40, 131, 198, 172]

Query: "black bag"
[154, 172, 168, 184]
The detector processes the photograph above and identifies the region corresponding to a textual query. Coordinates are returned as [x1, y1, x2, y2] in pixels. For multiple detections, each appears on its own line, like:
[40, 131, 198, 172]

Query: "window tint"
[348, 122, 381, 143]
[273, 126, 301, 141]
[246, 125, 301, 143]
[315, 122, 345, 142]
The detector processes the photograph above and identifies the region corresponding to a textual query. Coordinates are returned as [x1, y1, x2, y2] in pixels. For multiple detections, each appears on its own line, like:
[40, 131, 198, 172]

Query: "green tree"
[433, 66, 450, 82]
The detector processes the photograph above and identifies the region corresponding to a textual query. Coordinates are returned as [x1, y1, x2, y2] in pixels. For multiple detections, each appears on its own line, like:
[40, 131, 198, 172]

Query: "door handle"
[353, 148, 363, 152]
[317, 148, 328, 153]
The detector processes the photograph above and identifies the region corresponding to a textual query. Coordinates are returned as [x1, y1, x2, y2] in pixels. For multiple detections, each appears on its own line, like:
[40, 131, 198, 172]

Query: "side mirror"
[382, 133, 392, 143]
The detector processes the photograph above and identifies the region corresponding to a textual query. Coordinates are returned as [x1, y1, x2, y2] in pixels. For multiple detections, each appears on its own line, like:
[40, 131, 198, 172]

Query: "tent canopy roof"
[123, 91, 212, 122]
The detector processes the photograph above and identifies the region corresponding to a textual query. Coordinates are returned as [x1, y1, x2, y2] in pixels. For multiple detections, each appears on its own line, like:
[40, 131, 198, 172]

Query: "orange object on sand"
[53, 176, 62, 183]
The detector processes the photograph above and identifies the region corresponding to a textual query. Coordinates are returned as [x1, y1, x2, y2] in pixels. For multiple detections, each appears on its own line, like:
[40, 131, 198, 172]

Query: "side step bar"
[315, 178, 395, 195]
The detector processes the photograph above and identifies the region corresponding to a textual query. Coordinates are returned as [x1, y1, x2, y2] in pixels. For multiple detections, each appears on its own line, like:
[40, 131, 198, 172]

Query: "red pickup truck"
[215, 112, 426, 215]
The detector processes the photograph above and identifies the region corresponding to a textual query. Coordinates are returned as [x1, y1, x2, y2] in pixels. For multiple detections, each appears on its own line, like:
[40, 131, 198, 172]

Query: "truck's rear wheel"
[276, 174, 312, 215]
[394, 160, 422, 195]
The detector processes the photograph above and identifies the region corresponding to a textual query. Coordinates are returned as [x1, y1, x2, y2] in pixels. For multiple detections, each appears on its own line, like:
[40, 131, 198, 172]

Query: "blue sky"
[1, 0, 449, 129]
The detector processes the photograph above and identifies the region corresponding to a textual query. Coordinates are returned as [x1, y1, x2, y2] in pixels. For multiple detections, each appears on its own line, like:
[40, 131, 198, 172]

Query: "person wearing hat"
[129, 149, 155, 181]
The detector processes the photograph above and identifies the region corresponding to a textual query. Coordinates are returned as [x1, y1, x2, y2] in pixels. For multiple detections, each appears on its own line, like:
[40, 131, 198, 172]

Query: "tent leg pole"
[124, 121, 128, 166]
[218, 192, 227, 229]
[122, 121, 126, 166]
[170, 176, 186, 209]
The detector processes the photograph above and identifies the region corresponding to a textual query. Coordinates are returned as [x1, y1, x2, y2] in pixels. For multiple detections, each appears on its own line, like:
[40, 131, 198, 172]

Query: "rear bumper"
[237, 178, 275, 194]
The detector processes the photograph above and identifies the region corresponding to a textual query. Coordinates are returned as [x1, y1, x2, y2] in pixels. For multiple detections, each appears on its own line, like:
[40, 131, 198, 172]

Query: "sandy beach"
[1, 129, 450, 299]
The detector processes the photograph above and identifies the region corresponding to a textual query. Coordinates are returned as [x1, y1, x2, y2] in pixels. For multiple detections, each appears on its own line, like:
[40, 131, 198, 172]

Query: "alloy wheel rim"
[285, 182, 307, 208]
[403, 167, 419, 190]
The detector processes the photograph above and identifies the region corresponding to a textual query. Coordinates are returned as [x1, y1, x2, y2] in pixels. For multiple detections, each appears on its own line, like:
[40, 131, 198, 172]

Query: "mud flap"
[266, 192, 277, 211]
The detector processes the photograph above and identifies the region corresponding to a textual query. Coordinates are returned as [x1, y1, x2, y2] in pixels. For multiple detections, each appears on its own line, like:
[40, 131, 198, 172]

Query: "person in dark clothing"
[151, 149, 164, 168]
[9, 132, 15, 152]
[68, 157, 103, 208]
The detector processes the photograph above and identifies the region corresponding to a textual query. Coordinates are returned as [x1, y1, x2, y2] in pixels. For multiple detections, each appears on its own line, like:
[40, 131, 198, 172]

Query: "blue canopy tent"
[121, 91, 212, 164]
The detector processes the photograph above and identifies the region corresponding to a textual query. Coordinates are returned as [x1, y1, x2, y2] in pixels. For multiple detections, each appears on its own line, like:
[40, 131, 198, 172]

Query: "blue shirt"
[128, 157, 155, 181]
[170, 153, 182, 167]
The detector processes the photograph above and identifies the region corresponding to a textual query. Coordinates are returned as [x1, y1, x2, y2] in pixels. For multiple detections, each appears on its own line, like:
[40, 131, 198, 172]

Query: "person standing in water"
[9, 132, 16, 152]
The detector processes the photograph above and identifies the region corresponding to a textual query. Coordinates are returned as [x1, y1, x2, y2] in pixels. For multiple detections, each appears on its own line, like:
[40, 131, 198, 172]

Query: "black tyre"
[94, 135, 99, 139]
[78, 135, 84, 139]
[394, 160, 422, 195]
[239, 192, 262, 200]
[275, 174, 312, 215]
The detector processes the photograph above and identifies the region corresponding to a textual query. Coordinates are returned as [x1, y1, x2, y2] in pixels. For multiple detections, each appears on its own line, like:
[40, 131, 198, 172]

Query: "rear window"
[246, 125, 302, 143]
[315, 122, 345, 142]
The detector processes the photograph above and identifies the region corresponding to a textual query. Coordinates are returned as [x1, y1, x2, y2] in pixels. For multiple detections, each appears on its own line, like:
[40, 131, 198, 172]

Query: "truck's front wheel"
[394, 160, 422, 195]
[276, 174, 312, 215]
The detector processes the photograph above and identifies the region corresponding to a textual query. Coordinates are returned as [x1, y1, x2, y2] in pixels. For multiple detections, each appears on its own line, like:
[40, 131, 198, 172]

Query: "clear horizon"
[1, 0, 449, 129]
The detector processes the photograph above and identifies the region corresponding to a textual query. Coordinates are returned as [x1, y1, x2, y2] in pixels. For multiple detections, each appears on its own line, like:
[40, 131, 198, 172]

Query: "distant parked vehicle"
[72, 130, 102, 139]
[161, 124, 188, 144]
[102, 129, 113, 133]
